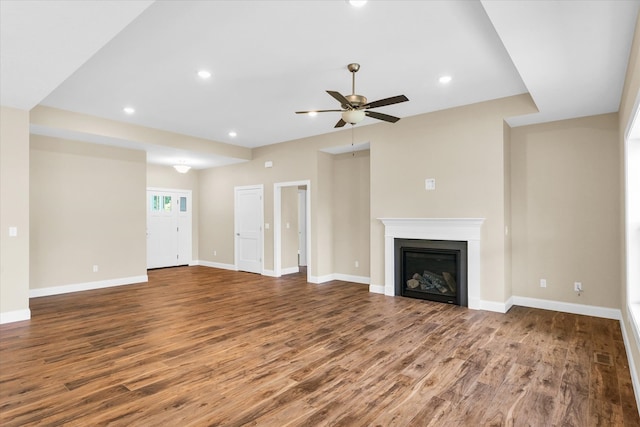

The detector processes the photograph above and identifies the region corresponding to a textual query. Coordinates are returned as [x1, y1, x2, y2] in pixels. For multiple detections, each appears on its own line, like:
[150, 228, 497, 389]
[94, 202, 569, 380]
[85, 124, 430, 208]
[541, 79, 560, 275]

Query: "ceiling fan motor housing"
[345, 94, 367, 108]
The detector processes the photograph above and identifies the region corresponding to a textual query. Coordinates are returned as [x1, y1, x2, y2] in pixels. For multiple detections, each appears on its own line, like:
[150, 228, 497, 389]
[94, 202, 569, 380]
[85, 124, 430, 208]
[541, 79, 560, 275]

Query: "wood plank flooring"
[1, 266, 638, 426]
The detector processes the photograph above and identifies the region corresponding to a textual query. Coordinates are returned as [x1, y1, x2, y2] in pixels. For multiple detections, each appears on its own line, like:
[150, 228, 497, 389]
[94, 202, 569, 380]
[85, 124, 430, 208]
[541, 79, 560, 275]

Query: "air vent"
[594, 351, 613, 366]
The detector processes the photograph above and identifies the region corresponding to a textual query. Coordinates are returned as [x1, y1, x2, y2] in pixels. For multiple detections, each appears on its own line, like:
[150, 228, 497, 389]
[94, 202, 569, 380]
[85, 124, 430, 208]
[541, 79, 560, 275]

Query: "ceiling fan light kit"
[342, 109, 366, 124]
[296, 63, 409, 128]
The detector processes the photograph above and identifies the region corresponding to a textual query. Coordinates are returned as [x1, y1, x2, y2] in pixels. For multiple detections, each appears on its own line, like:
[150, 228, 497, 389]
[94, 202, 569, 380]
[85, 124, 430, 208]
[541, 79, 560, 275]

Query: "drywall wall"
[369, 94, 537, 306]
[30, 135, 147, 290]
[0, 107, 30, 322]
[619, 11, 640, 401]
[511, 113, 620, 308]
[30, 106, 251, 162]
[332, 150, 370, 278]
[147, 163, 200, 262]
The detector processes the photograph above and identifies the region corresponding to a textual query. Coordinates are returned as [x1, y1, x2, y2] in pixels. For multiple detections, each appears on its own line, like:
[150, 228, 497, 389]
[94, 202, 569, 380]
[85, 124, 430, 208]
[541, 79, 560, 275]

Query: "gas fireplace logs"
[406, 271, 456, 294]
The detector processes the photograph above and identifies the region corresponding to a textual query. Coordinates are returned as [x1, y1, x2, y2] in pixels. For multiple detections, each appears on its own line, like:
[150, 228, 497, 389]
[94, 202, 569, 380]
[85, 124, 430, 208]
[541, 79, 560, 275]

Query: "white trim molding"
[281, 266, 300, 276]
[0, 309, 31, 324]
[195, 260, 237, 271]
[623, 304, 640, 412]
[29, 275, 148, 298]
[512, 296, 622, 320]
[379, 218, 485, 310]
[309, 273, 370, 285]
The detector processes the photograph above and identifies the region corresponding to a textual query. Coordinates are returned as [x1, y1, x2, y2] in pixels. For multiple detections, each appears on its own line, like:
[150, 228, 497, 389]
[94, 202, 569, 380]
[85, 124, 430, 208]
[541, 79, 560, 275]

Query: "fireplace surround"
[379, 218, 484, 310]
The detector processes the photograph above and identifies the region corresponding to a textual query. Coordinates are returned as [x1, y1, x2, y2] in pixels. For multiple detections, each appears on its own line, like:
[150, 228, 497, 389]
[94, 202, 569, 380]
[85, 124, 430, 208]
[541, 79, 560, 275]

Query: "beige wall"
[147, 164, 200, 261]
[369, 94, 537, 305]
[30, 135, 147, 289]
[0, 107, 30, 320]
[619, 12, 640, 397]
[332, 150, 370, 278]
[31, 106, 251, 162]
[511, 114, 620, 307]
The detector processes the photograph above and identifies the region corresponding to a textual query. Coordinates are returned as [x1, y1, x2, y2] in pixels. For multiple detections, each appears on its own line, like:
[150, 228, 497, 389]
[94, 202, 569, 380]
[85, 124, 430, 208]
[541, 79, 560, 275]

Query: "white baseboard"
[308, 273, 370, 285]
[620, 305, 640, 412]
[263, 269, 277, 277]
[369, 284, 385, 294]
[281, 266, 300, 276]
[512, 296, 622, 320]
[195, 260, 237, 271]
[0, 308, 31, 324]
[29, 275, 148, 298]
[309, 274, 335, 284]
[479, 298, 512, 313]
[333, 274, 370, 285]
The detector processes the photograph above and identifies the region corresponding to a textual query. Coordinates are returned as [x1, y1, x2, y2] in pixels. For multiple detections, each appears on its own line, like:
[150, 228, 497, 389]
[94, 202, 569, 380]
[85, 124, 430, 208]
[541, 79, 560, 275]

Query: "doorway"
[274, 180, 311, 281]
[146, 188, 192, 269]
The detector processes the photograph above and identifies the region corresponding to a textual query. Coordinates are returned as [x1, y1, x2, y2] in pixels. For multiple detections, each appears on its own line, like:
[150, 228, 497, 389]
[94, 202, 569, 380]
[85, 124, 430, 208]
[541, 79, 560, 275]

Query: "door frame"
[146, 187, 193, 268]
[234, 184, 264, 273]
[274, 180, 311, 281]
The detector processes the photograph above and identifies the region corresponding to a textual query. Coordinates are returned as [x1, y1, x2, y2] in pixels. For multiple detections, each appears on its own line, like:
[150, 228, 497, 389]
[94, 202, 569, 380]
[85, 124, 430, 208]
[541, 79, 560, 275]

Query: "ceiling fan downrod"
[346, 63, 366, 108]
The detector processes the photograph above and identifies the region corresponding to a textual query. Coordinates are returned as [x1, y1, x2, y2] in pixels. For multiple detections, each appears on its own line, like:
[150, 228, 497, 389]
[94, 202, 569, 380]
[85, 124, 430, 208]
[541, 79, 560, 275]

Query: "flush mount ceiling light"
[173, 162, 191, 173]
[197, 70, 212, 79]
[123, 106, 135, 114]
[439, 75, 452, 84]
[348, 0, 367, 7]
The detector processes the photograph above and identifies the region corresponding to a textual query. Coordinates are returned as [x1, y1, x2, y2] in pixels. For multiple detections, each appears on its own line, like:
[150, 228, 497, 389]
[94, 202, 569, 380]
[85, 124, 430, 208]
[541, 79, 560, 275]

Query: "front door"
[235, 186, 263, 274]
[147, 189, 192, 269]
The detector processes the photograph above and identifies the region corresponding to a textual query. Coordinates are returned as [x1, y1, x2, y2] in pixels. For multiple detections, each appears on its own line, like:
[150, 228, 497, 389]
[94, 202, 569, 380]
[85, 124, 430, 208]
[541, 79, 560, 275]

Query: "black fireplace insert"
[394, 239, 467, 306]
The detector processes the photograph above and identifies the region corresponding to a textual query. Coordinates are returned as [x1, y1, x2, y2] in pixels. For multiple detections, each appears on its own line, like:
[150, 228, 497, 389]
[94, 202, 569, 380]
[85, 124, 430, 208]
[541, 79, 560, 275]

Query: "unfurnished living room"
[2, 1, 640, 425]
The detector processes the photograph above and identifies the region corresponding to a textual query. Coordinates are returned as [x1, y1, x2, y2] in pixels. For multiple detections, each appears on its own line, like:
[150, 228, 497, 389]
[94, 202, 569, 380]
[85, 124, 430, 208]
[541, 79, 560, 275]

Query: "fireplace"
[378, 218, 484, 310]
[395, 239, 467, 306]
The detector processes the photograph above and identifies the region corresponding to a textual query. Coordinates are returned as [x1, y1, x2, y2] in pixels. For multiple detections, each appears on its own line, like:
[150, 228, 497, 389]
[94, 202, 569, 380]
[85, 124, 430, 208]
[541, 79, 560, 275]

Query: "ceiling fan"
[296, 63, 409, 128]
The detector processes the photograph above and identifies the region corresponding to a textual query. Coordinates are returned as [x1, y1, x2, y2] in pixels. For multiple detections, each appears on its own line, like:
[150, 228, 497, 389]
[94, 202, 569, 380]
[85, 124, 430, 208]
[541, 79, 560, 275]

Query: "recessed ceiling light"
[198, 70, 212, 79]
[349, 0, 367, 7]
[123, 106, 135, 114]
[228, 131, 237, 137]
[439, 75, 452, 84]
[308, 111, 318, 117]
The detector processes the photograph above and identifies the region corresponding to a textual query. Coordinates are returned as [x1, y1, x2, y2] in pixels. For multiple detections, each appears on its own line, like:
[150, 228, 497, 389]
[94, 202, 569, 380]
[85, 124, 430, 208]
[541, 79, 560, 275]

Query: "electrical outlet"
[93, 265, 99, 273]
[213, 250, 217, 256]
[355, 260, 359, 268]
[574, 282, 582, 292]
[540, 279, 547, 288]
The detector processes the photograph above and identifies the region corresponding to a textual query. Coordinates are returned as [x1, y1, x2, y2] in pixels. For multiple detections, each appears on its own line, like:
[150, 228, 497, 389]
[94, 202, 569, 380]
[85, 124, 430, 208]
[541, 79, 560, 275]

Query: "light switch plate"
[425, 178, 436, 190]
[8, 227, 17, 237]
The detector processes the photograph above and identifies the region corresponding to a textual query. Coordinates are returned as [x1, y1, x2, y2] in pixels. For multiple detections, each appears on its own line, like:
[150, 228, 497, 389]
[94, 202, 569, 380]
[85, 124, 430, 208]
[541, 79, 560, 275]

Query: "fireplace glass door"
[395, 239, 467, 306]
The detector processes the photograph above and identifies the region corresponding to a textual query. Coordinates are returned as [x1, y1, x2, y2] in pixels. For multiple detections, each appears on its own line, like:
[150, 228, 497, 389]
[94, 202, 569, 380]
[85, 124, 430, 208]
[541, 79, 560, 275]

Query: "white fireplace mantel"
[379, 218, 484, 310]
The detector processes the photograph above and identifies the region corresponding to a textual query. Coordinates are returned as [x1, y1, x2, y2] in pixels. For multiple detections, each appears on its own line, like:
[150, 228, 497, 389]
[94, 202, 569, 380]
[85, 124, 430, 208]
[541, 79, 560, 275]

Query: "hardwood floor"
[1, 266, 638, 426]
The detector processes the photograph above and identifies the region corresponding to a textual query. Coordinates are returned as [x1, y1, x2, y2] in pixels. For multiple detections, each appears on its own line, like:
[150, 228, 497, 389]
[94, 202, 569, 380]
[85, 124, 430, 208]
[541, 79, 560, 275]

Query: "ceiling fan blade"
[363, 95, 409, 109]
[327, 90, 352, 108]
[365, 110, 401, 123]
[334, 118, 347, 128]
[295, 109, 344, 114]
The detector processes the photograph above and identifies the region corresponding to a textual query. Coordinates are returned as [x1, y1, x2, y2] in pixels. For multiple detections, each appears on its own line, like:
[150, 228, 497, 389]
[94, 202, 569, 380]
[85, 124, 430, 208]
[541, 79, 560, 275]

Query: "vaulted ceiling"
[1, 0, 638, 168]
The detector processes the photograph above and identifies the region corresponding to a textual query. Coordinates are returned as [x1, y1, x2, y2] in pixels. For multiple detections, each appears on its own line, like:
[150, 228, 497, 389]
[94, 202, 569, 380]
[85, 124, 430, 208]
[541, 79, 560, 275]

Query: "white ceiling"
[1, 0, 639, 168]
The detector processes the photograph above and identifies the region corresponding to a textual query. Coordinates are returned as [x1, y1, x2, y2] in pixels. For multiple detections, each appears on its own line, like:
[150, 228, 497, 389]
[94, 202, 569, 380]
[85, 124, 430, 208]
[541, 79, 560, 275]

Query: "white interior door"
[147, 189, 192, 269]
[298, 189, 307, 266]
[235, 186, 263, 274]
